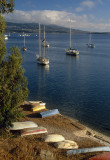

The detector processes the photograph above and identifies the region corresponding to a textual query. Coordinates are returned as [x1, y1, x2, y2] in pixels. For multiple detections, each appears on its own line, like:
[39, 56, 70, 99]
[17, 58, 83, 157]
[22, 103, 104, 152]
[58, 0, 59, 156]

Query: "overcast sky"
[4, 0, 110, 32]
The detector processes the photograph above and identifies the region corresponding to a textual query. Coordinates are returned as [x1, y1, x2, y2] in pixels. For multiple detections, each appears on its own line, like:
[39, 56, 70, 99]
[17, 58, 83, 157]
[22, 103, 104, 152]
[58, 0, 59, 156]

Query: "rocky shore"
[0, 101, 110, 160]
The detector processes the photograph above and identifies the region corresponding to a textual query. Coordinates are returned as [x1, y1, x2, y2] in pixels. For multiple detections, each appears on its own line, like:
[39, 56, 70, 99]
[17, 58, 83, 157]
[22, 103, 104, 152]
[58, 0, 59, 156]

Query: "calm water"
[6, 33, 110, 136]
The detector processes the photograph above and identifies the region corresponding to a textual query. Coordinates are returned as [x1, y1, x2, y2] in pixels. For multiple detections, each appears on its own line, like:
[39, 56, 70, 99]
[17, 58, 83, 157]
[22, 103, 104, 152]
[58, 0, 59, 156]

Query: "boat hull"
[66, 49, 79, 56]
[42, 44, 50, 48]
[87, 44, 95, 48]
[21, 127, 47, 136]
[88, 153, 110, 160]
[37, 57, 49, 65]
[40, 109, 59, 118]
[32, 104, 46, 112]
[29, 101, 46, 106]
[9, 121, 38, 130]
[23, 47, 27, 51]
[4, 35, 8, 40]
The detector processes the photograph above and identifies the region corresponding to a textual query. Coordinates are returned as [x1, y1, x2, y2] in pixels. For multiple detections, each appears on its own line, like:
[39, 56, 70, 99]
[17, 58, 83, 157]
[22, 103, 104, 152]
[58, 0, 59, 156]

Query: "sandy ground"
[0, 101, 110, 160]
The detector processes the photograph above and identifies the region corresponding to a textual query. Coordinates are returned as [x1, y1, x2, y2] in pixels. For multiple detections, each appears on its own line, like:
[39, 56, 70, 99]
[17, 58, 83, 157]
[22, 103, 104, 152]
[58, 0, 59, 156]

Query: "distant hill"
[5, 22, 88, 34]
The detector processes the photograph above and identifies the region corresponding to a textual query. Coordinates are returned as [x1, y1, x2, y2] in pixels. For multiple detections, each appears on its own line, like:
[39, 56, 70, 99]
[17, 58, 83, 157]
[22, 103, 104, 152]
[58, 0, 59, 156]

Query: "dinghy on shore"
[66, 146, 110, 156]
[40, 109, 59, 118]
[28, 101, 46, 112]
[32, 104, 46, 112]
[29, 101, 46, 105]
[9, 121, 38, 130]
[89, 152, 110, 160]
[21, 126, 47, 136]
[44, 134, 65, 142]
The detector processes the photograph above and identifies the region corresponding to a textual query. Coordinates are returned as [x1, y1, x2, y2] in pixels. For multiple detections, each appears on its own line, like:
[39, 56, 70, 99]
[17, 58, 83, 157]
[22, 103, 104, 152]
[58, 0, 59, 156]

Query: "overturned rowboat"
[29, 101, 46, 106]
[66, 146, 110, 156]
[9, 121, 38, 130]
[31, 104, 46, 112]
[88, 152, 110, 160]
[39, 109, 60, 118]
[21, 126, 47, 136]
[28, 101, 46, 112]
[44, 134, 65, 142]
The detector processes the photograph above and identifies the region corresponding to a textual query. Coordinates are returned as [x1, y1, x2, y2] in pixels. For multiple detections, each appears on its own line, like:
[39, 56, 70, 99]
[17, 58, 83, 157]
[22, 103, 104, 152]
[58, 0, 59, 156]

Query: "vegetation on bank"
[0, 0, 28, 131]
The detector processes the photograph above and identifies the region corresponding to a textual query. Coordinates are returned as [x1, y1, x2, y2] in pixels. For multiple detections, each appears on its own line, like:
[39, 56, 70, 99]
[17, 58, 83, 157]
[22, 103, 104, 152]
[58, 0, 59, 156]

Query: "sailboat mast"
[89, 32, 92, 44]
[39, 23, 41, 57]
[70, 20, 71, 49]
[24, 35, 25, 47]
[44, 25, 45, 58]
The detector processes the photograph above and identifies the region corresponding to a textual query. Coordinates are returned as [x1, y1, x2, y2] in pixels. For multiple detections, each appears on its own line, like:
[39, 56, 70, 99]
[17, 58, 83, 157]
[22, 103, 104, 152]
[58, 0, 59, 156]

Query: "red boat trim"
[22, 129, 47, 135]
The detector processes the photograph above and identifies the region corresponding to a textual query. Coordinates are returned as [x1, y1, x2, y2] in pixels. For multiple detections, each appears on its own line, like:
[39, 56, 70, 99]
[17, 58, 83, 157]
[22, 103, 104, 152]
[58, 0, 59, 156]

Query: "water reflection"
[36, 65, 49, 99]
[66, 54, 79, 60]
[37, 64, 49, 72]
[44, 64, 49, 71]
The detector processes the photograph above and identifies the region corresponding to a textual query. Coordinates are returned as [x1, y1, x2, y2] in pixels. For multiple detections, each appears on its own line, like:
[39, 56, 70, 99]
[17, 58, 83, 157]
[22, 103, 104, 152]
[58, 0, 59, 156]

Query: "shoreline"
[60, 115, 110, 147]
[0, 101, 110, 160]
[22, 101, 110, 147]
[64, 115, 110, 145]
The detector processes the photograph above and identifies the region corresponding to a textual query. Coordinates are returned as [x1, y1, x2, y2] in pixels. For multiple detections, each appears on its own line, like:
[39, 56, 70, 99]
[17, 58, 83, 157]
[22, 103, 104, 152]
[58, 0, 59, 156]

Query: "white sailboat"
[4, 34, 8, 40]
[87, 32, 95, 48]
[23, 34, 27, 51]
[65, 20, 79, 56]
[42, 26, 50, 48]
[36, 24, 49, 65]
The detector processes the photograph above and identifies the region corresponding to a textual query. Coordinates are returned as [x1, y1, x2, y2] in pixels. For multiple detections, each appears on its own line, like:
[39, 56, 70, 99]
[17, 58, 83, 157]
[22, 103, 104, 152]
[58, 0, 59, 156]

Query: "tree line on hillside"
[6, 22, 88, 34]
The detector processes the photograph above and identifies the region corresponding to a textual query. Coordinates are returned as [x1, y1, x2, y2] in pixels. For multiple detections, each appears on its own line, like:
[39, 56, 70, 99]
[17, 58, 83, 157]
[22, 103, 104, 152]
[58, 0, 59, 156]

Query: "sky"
[4, 0, 110, 32]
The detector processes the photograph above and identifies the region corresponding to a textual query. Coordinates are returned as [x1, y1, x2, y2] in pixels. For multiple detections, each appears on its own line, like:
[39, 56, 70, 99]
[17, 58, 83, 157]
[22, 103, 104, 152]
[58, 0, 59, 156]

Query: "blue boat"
[40, 109, 59, 118]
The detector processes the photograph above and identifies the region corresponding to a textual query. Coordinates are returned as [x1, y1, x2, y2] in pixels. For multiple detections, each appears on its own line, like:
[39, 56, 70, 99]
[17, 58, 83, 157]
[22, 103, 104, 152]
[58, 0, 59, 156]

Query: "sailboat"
[23, 33, 27, 51]
[65, 20, 79, 56]
[87, 32, 95, 48]
[42, 26, 50, 48]
[4, 34, 8, 40]
[36, 24, 49, 65]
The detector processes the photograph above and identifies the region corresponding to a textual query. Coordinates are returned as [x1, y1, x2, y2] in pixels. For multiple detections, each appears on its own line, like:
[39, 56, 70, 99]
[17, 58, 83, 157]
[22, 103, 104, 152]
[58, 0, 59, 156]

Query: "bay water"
[6, 33, 110, 136]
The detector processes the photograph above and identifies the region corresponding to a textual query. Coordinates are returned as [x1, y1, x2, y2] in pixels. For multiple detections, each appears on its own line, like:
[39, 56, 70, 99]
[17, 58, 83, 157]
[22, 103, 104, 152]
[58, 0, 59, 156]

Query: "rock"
[54, 140, 78, 149]
[40, 149, 55, 160]
[73, 129, 87, 137]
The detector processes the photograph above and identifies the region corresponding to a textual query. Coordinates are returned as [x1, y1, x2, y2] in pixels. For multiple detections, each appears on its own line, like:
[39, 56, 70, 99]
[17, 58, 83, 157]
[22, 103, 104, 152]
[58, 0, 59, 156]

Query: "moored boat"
[65, 20, 79, 56]
[23, 34, 27, 51]
[4, 35, 8, 40]
[37, 56, 49, 65]
[87, 43, 95, 48]
[65, 48, 79, 56]
[36, 24, 49, 65]
[87, 32, 95, 48]
[42, 26, 50, 47]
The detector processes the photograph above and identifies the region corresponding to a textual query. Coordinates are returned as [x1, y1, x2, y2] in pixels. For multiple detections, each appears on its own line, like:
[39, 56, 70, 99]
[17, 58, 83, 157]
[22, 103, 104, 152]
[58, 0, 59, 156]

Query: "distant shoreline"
[5, 22, 110, 34]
